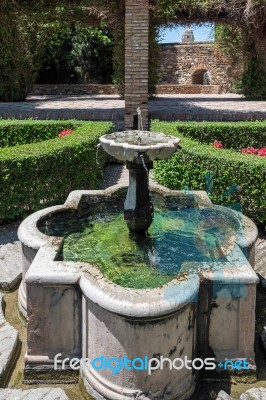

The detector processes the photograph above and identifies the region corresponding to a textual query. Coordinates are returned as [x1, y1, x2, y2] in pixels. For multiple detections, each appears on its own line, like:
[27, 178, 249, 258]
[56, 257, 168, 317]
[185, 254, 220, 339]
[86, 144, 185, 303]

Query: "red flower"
[240, 147, 258, 155]
[257, 148, 266, 156]
[249, 147, 258, 154]
[213, 140, 223, 149]
[58, 129, 73, 138]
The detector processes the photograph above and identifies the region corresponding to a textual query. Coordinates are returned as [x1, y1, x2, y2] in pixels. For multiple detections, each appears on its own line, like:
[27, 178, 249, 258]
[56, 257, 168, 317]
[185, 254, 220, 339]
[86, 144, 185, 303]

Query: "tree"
[37, 25, 114, 84]
[0, 1, 46, 101]
[0, 0, 266, 101]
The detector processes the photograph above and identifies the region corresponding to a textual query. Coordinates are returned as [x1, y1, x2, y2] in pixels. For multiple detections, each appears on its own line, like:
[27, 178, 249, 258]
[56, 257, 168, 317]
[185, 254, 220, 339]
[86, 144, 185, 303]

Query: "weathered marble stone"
[255, 238, 266, 290]
[0, 293, 19, 385]
[0, 388, 69, 399]
[0, 242, 22, 290]
[216, 390, 234, 400]
[0, 221, 22, 291]
[240, 387, 266, 400]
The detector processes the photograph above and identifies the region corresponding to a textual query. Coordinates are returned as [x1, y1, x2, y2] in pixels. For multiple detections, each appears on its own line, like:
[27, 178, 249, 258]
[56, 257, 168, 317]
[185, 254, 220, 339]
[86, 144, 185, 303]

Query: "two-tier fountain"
[100, 116, 180, 232]
[18, 113, 258, 399]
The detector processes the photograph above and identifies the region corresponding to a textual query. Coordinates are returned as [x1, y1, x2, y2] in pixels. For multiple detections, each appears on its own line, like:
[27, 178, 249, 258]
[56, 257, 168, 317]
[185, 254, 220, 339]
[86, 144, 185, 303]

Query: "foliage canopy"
[0, 0, 266, 100]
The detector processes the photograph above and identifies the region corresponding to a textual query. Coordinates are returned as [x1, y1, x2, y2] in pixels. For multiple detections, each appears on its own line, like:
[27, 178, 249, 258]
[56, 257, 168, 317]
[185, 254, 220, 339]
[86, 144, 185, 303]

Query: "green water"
[60, 208, 232, 289]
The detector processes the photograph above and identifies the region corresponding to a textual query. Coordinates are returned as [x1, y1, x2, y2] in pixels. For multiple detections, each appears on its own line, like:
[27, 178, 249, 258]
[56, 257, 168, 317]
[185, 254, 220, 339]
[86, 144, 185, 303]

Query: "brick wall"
[124, 0, 149, 130]
[159, 42, 238, 93]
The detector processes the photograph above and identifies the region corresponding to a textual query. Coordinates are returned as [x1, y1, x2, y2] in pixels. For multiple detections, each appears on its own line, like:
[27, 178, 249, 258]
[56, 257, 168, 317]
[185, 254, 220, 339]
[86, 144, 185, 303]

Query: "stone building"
[158, 28, 240, 94]
[182, 28, 195, 43]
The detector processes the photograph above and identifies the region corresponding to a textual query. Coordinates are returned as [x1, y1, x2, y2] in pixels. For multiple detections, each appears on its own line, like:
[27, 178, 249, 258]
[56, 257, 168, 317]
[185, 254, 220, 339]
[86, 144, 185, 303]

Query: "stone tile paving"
[1, 94, 266, 124]
[0, 95, 124, 122]
[0, 388, 69, 399]
[0, 222, 21, 291]
[255, 237, 266, 290]
[0, 293, 19, 387]
[149, 94, 266, 121]
[101, 163, 128, 189]
[216, 387, 266, 400]
[240, 388, 266, 399]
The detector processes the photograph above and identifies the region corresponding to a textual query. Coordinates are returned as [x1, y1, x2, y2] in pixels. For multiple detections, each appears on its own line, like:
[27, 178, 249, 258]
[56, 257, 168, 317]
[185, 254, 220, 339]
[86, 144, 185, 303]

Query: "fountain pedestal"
[124, 160, 153, 232]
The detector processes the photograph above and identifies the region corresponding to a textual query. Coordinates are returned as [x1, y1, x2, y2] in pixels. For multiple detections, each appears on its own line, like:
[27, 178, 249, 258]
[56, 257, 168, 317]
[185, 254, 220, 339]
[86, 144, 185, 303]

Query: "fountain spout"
[137, 107, 143, 133]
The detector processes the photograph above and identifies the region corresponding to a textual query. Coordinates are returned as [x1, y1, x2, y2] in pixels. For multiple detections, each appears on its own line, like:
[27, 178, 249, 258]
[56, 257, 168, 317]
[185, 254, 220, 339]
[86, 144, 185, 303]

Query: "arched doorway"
[192, 69, 211, 84]
[189, 63, 218, 85]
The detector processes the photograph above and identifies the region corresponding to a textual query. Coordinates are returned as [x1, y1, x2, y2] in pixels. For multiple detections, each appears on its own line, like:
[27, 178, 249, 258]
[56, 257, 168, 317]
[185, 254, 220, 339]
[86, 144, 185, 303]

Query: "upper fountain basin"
[99, 131, 180, 163]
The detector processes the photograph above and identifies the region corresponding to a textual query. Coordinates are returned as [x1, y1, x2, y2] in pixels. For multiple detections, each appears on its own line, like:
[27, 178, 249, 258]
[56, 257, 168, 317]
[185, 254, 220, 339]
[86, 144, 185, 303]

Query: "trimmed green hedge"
[152, 121, 266, 226]
[0, 119, 81, 147]
[0, 120, 113, 222]
[167, 121, 266, 149]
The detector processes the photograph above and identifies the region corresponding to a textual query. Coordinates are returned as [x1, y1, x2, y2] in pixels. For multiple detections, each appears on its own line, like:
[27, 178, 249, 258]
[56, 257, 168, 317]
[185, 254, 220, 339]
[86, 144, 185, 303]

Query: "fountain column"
[124, 0, 149, 130]
[124, 159, 154, 232]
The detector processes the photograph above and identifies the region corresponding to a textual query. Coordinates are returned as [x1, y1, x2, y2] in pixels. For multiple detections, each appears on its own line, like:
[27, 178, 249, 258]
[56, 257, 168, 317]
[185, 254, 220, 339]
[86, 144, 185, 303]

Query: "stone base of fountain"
[18, 183, 258, 400]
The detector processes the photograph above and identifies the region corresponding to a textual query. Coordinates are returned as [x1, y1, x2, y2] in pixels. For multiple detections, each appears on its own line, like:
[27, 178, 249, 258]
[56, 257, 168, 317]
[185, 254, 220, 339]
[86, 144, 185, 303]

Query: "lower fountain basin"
[18, 183, 258, 399]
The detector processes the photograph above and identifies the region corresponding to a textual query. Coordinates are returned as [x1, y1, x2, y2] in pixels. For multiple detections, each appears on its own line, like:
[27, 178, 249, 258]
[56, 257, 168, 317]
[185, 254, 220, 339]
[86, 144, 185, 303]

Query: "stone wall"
[30, 84, 117, 96]
[159, 42, 233, 93]
[254, 27, 266, 73]
[29, 84, 220, 96]
[29, 40, 245, 99]
[156, 84, 220, 95]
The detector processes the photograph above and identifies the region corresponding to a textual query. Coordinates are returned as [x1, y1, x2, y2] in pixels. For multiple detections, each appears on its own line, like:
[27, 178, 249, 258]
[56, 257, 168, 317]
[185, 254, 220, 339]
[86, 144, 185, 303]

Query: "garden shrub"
[0, 1, 45, 102]
[37, 25, 114, 85]
[165, 121, 266, 149]
[0, 120, 113, 222]
[0, 120, 80, 147]
[152, 121, 266, 226]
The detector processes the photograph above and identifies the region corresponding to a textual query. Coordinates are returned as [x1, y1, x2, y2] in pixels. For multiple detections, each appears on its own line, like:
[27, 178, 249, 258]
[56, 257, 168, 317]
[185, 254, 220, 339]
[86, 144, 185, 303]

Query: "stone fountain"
[18, 116, 258, 400]
[99, 127, 180, 232]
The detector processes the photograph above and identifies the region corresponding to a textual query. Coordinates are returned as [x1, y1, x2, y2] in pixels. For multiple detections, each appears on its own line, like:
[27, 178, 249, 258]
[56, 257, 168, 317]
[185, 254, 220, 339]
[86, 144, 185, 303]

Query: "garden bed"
[152, 120, 266, 226]
[0, 120, 113, 223]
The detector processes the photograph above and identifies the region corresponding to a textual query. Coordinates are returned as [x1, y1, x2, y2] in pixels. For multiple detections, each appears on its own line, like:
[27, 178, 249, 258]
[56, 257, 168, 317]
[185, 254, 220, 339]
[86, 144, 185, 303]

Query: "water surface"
[56, 207, 232, 289]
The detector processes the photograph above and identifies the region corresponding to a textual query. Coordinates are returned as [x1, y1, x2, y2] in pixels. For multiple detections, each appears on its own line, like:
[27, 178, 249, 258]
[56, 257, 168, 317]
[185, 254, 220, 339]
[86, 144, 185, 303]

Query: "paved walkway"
[1, 94, 266, 124]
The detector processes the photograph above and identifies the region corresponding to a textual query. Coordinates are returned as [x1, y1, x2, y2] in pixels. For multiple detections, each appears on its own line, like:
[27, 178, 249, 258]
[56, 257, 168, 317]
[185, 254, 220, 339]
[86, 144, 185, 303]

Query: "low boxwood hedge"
[0, 119, 81, 147]
[166, 121, 266, 149]
[152, 121, 266, 226]
[0, 120, 113, 222]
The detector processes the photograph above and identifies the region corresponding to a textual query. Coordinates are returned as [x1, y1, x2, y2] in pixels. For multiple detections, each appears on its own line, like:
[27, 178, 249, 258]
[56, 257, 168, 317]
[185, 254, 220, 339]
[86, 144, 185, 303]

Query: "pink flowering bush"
[240, 147, 266, 157]
[58, 129, 73, 138]
[241, 147, 258, 155]
[240, 147, 266, 156]
[213, 140, 266, 156]
[258, 148, 266, 156]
